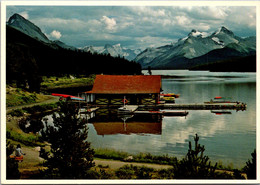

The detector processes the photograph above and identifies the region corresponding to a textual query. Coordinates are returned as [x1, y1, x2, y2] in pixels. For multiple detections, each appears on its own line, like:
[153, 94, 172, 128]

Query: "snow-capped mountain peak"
[134, 26, 255, 69]
[188, 29, 210, 38]
[81, 43, 141, 61]
[7, 13, 50, 43]
[213, 26, 234, 36]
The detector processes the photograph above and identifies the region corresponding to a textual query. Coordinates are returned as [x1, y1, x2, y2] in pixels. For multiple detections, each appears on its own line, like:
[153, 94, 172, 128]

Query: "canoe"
[161, 93, 180, 98]
[51, 93, 85, 101]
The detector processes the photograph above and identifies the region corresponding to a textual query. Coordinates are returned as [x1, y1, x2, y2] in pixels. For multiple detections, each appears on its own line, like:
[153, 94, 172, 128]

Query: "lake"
[40, 70, 256, 169]
[84, 70, 256, 169]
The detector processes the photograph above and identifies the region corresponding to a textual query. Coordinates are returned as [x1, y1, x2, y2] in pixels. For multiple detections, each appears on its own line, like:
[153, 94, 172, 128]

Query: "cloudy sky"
[6, 6, 256, 49]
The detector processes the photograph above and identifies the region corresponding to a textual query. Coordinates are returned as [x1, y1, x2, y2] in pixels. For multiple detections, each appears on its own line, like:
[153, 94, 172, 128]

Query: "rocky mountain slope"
[135, 27, 256, 69]
[82, 44, 141, 61]
[7, 13, 50, 43]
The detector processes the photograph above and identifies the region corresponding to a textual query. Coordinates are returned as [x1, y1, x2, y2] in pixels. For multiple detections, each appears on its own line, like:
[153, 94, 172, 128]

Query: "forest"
[190, 55, 256, 72]
[6, 25, 142, 92]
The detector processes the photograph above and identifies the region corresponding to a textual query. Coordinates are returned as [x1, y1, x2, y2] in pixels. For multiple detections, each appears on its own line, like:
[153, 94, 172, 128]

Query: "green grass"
[6, 86, 51, 107]
[7, 102, 59, 116]
[94, 148, 178, 166]
[6, 128, 43, 147]
[41, 75, 95, 89]
[94, 148, 129, 161]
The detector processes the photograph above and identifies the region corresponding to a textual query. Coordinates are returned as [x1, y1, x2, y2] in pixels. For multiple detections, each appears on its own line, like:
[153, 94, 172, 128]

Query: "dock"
[139, 102, 247, 110]
[77, 102, 246, 115]
[134, 110, 188, 117]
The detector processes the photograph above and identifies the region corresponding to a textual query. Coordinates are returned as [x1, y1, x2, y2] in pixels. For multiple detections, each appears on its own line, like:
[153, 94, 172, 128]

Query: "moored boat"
[52, 93, 85, 101]
[160, 96, 175, 103]
[118, 106, 133, 114]
[118, 97, 138, 114]
[160, 93, 180, 98]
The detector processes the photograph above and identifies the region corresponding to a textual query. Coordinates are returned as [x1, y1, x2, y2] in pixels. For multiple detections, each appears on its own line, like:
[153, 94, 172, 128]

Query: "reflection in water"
[89, 109, 163, 135]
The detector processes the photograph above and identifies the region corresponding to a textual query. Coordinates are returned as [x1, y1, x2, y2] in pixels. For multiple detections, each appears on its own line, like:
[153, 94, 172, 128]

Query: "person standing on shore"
[15, 144, 25, 158]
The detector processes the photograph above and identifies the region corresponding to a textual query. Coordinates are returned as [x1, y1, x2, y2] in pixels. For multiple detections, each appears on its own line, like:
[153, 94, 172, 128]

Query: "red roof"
[87, 75, 161, 94]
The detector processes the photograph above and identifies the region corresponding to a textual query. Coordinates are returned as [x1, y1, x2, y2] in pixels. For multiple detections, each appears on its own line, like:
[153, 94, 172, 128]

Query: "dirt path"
[6, 95, 60, 113]
[17, 145, 172, 178]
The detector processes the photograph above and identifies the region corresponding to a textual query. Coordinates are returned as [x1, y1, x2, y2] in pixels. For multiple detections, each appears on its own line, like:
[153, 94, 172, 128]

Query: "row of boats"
[159, 93, 180, 103]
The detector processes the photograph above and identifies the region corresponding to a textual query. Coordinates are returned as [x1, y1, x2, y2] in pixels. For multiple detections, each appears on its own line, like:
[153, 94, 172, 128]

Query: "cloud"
[50, 30, 62, 39]
[101, 16, 117, 31]
[19, 11, 29, 19]
[175, 15, 191, 26]
[33, 17, 87, 33]
[6, 6, 255, 49]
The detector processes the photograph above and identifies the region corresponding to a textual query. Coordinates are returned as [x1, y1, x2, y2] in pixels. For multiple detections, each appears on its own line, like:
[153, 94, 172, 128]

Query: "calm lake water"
[85, 70, 256, 169]
[42, 70, 256, 169]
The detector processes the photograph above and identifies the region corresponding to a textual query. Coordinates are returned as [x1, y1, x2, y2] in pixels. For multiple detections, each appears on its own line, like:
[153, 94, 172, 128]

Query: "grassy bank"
[7, 75, 95, 107]
[6, 86, 51, 107]
[94, 148, 178, 166]
[94, 148, 239, 171]
[7, 102, 59, 117]
[41, 75, 95, 90]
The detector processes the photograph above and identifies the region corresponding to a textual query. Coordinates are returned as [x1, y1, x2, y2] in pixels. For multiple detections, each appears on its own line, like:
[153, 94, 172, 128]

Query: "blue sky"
[6, 6, 256, 49]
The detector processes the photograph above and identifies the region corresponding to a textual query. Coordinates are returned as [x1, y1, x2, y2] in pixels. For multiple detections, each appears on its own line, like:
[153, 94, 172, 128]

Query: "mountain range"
[81, 44, 141, 61]
[135, 27, 256, 70]
[7, 13, 141, 61]
[6, 13, 256, 71]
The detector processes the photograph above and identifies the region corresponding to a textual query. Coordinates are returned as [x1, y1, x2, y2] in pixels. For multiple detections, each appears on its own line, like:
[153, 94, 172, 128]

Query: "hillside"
[190, 55, 256, 72]
[6, 25, 142, 92]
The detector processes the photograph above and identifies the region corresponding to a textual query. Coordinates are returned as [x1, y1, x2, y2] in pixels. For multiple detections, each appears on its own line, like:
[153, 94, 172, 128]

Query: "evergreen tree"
[173, 134, 217, 179]
[40, 102, 95, 179]
[243, 149, 256, 179]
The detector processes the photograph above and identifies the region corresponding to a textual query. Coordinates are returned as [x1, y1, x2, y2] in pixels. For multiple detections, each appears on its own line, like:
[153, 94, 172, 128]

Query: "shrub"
[115, 165, 136, 179]
[9, 109, 25, 117]
[134, 166, 154, 179]
[157, 168, 175, 179]
[115, 165, 154, 179]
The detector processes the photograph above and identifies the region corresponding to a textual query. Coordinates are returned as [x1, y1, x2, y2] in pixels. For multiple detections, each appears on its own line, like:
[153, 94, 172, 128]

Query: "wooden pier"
[76, 102, 247, 113]
[134, 110, 188, 116]
[139, 102, 247, 110]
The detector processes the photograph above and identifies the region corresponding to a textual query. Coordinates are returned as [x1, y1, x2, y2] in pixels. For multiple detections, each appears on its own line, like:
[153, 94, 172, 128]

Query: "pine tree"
[243, 149, 256, 179]
[41, 102, 95, 179]
[173, 134, 217, 179]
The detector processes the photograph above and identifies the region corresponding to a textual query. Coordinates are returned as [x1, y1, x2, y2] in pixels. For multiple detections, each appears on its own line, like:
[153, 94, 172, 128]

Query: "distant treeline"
[189, 55, 256, 72]
[6, 25, 142, 91]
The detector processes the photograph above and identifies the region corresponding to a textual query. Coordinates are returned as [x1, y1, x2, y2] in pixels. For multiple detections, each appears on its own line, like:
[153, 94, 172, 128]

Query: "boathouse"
[85, 75, 161, 105]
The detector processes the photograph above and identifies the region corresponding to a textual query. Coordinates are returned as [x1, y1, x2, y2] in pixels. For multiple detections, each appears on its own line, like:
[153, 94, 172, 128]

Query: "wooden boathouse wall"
[84, 75, 162, 106]
[94, 94, 159, 105]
